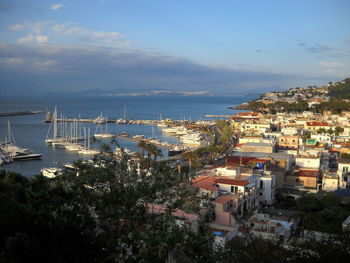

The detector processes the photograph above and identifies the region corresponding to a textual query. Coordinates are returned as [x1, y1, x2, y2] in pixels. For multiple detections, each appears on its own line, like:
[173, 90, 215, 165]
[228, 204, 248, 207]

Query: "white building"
[257, 172, 276, 205]
[322, 173, 339, 191]
[337, 159, 350, 188]
[296, 156, 321, 169]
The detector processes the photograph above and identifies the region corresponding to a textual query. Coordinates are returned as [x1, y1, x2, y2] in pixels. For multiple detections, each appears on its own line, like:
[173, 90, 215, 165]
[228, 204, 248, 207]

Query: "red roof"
[216, 178, 250, 186]
[227, 156, 269, 165]
[191, 176, 218, 191]
[298, 169, 319, 177]
[306, 121, 329, 127]
[215, 195, 236, 204]
[238, 112, 259, 116]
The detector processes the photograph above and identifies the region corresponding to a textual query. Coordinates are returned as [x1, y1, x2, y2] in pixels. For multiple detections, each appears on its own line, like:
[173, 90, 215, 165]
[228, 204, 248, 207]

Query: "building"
[337, 158, 350, 188]
[247, 212, 295, 244]
[322, 172, 340, 191]
[277, 135, 299, 150]
[295, 155, 321, 169]
[286, 168, 319, 190]
[240, 121, 271, 135]
[305, 121, 329, 132]
[240, 142, 275, 153]
[258, 172, 277, 205]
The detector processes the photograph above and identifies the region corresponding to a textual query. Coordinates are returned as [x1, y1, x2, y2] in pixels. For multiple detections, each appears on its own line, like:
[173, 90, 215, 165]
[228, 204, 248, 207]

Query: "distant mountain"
[42, 89, 215, 97]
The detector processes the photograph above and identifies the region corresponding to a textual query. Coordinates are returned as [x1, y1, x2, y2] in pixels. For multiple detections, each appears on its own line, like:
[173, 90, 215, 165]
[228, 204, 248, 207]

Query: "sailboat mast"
[7, 120, 10, 143]
[53, 106, 57, 139]
[88, 128, 90, 150]
[84, 127, 87, 148]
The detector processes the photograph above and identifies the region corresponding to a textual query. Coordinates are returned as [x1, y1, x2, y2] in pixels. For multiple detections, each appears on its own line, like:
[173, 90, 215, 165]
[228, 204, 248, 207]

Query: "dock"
[204, 115, 232, 118]
[116, 135, 186, 151]
[46, 118, 190, 125]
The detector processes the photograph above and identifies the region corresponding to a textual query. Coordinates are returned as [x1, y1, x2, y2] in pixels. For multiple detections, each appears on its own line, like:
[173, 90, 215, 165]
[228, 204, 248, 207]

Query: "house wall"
[278, 135, 299, 149]
[241, 144, 274, 153]
[322, 178, 338, 191]
[258, 175, 276, 205]
[217, 183, 245, 194]
[286, 175, 317, 188]
[296, 157, 320, 169]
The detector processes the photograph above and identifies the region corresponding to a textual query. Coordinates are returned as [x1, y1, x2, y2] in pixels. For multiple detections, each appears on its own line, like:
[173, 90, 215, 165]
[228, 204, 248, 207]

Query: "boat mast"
[53, 106, 57, 140]
[88, 128, 90, 150]
[7, 120, 16, 144]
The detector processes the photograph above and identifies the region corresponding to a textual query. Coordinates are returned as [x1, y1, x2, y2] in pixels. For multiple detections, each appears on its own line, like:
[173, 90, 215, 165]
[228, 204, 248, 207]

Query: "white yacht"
[41, 167, 62, 178]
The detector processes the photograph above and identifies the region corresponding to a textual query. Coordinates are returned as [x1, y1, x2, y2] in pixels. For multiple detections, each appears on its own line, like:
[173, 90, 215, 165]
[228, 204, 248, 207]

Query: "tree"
[1, 150, 216, 262]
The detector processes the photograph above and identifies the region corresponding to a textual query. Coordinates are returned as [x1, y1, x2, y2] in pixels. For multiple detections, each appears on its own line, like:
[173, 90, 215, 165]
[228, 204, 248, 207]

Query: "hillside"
[328, 78, 350, 99]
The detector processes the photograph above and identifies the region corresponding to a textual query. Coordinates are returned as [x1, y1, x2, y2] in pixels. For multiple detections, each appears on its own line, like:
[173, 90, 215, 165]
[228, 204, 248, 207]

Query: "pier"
[204, 115, 232, 118]
[116, 135, 186, 151]
[45, 118, 193, 125]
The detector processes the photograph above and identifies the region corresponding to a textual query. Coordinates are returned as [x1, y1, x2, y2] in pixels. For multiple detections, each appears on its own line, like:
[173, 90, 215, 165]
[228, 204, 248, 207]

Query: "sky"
[0, 0, 349, 96]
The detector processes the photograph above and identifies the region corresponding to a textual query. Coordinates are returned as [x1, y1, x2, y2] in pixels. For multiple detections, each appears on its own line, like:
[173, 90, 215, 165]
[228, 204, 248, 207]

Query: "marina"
[0, 95, 243, 176]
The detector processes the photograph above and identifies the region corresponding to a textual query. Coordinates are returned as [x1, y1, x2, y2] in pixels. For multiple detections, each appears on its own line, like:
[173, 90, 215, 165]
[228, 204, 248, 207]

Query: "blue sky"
[0, 0, 349, 95]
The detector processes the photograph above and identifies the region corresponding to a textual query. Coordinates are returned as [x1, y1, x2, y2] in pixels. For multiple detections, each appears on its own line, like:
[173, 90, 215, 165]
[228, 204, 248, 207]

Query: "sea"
[0, 95, 250, 176]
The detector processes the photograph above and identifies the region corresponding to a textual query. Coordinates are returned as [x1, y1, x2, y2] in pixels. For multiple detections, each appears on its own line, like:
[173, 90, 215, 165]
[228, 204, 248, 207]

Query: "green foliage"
[215, 119, 233, 150]
[340, 153, 350, 159]
[0, 152, 215, 262]
[328, 78, 350, 99]
[275, 192, 349, 233]
[315, 99, 350, 114]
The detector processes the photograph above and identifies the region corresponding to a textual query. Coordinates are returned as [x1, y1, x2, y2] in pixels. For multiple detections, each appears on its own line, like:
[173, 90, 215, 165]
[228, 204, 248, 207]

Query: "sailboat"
[45, 106, 60, 144]
[78, 128, 99, 155]
[116, 106, 128, 124]
[3, 120, 42, 160]
[94, 120, 115, 138]
[93, 112, 107, 124]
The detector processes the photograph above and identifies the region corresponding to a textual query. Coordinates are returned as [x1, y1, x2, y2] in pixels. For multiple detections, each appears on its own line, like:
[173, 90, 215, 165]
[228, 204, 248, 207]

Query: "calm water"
[0, 95, 248, 176]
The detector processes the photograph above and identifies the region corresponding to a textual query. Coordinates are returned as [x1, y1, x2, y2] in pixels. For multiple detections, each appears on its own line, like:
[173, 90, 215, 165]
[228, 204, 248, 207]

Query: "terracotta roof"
[215, 195, 237, 204]
[227, 156, 269, 165]
[191, 176, 218, 191]
[238, 112, 260, 116]
[306, 121, 329, 126]
[216, 178, 250, 186]
[298, 169, 319, 177]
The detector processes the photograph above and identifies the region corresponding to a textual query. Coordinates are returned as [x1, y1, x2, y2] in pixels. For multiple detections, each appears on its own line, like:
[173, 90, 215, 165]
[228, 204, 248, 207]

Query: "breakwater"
[0, 111, 43, 117]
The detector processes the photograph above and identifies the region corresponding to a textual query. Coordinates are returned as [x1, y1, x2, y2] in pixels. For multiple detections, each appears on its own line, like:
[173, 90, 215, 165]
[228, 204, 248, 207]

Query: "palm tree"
[182, 151, 199, 177]
[145, 143, 156, 159]
[153, 147, 163, 161]
[137, 140, 147, 159]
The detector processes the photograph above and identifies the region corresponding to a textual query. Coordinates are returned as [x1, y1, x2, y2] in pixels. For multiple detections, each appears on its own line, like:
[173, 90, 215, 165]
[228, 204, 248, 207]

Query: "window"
[231, 186, 234, 193]
[260, 181, 264, 189]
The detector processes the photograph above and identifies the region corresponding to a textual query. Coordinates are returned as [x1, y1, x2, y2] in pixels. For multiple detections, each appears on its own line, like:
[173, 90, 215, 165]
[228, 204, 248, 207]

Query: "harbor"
[0, 95, 242, 176]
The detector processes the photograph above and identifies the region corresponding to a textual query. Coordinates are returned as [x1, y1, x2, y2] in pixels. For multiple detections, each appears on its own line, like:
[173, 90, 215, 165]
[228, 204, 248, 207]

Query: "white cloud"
[64, 26, 85, 36]
[50, 4, 63, 11]
[32, 21, 52, 34]
[18, 34, 33, 44]
[90, 31, 122, 40]
[50, 22, 130, 46]
[34, 60, 56, 67]
[51, 24, 66, 33]
[36, 35, 49, 45]
[9, 24, 24, 31]
[5, 58, 24, 64]
[319, 61, 346, 68]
